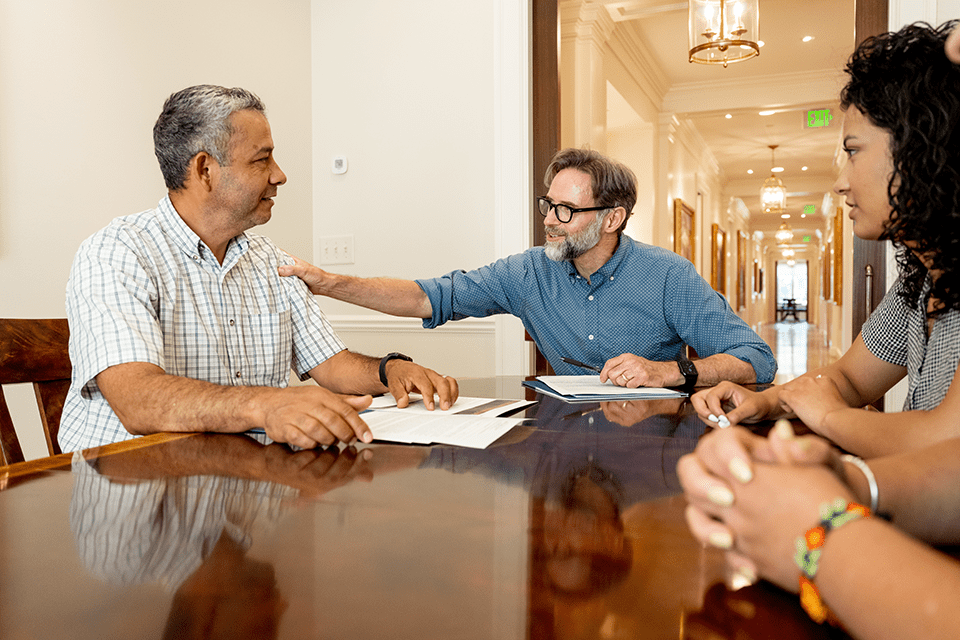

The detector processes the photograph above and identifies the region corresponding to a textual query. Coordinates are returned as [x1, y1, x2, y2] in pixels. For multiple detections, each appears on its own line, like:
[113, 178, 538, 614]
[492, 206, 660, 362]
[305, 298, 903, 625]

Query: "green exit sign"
[802, 235, 811, 242]
[803, 204, 815, 215]
[806, 108, 833, 128]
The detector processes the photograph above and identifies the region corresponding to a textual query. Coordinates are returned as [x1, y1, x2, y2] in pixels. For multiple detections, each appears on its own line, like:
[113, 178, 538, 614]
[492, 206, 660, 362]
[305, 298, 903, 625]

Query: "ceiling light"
[771, 166, 784, 173]
[688, 0, 760, 68]
[802, 166, 808, 171]
[759, 109, 776, 116]
[781, 213, 790, 219]
[802, 35, 814, 42]
[761, 144, 787, 216]
[725, 113, 733, 119]
[776, 221, 794, 244]
[747, 169, 754, 174]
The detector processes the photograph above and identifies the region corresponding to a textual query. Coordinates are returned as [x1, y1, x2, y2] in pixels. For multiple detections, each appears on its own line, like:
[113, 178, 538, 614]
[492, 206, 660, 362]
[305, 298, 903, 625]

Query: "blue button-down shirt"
[416, 236, 776, 382]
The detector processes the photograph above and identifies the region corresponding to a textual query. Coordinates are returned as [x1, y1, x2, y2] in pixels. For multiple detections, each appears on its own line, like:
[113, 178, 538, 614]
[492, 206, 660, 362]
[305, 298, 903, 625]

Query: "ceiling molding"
[663, 69, 846, 114]
[561, 0, 618, 47]
[606, 22, 670, 108]
[602, 1, 687, 22]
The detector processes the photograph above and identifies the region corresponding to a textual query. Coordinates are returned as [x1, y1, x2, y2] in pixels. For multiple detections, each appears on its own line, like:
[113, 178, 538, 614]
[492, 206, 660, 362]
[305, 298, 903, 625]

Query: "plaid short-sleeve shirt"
[60, 197, 345, 452]
[861, 274, 960, 410]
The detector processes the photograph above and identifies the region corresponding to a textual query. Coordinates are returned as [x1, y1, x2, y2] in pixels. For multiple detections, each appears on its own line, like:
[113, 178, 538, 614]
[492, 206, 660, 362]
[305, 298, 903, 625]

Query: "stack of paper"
[364, 395, 535, 449]
[522, 375, 687, 402]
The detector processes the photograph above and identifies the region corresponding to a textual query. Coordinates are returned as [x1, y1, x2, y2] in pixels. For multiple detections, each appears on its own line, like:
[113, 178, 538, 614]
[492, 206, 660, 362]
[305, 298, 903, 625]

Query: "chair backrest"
[0, 319, 70, 465]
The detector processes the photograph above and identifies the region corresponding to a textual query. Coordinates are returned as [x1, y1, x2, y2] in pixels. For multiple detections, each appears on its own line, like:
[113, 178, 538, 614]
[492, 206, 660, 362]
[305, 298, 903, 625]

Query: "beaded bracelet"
[793, 498, 871, 625]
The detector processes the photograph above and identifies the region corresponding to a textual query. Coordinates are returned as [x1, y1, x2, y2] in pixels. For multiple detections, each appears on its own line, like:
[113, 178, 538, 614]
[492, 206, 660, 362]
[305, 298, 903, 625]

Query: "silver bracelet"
[840, 454, 879, 514]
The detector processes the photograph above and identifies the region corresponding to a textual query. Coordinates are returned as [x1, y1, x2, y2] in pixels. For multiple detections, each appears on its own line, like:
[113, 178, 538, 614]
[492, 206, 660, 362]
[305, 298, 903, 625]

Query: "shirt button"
[588, 295, 594, 301]
[588, 335, 594, 340]
[235, 371, 242, 379]
[609, 276, 615, 281]
[229, 319, 235, 326]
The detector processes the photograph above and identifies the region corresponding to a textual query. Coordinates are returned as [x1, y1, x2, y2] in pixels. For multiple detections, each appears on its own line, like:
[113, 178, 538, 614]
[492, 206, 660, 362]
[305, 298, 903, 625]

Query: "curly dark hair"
[840, 21, 960, 314]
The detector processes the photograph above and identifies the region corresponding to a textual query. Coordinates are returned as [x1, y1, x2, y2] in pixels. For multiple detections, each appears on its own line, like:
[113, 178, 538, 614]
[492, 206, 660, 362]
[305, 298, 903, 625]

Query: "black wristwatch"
[677, 357, 698, 390]
[379, 352, 413, 386]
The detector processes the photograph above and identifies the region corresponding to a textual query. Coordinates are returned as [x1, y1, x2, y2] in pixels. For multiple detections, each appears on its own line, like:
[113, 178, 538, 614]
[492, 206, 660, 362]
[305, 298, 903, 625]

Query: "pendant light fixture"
[688, 0, 760, 67]
[760, 144, 786, 215]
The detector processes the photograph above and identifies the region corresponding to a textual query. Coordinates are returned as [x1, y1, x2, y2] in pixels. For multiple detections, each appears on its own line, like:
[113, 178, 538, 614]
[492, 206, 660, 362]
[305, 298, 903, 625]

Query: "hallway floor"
[758, 321, 838, 385]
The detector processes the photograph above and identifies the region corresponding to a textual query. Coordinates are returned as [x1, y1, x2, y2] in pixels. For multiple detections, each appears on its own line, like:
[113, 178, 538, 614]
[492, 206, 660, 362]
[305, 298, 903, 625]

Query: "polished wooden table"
[0, 377, 843, 639]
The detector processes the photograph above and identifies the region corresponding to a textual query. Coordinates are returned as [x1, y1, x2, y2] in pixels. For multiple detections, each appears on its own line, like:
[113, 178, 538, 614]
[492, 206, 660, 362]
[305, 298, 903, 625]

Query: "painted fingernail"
[708, 414, 719, 422]
[717, 415, 731, 428]
[707, 485, 735, 507]
[729, 457, 753, 483]
[730, 566, 757, 590]
[708, 530, 734, 549]
[774, 418, 795, 440]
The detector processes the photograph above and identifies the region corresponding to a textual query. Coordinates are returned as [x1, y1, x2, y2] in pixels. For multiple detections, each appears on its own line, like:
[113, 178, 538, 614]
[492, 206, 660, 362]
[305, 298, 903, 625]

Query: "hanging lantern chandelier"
[760, 144, 787, 215]
[776, 222, 794, 244]
[688, 0, 760, 67]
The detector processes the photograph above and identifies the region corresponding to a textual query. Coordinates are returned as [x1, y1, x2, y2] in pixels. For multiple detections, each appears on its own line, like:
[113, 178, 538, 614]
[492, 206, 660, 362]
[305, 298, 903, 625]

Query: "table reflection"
[0, 382, 836, 639]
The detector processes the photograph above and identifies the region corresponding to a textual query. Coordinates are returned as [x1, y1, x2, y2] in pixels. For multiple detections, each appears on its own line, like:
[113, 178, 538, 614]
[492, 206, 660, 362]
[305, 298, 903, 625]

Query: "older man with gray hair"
[61, 84, 457, 452]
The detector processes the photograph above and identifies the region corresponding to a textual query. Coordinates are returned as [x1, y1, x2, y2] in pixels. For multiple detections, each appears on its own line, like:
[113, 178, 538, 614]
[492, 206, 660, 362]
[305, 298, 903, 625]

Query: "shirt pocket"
[240, 308, 294, 387]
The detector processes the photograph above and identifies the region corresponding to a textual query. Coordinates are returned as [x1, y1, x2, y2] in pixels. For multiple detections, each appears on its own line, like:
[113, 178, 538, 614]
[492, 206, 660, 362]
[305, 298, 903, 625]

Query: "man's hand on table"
[382, 359, 459, 410]
[600, 353, 683, 388]
[260, 386, 373, 448]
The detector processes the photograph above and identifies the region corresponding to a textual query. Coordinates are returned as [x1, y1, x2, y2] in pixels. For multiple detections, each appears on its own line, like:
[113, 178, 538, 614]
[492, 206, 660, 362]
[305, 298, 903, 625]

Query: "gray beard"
[544, 212, 605, 262]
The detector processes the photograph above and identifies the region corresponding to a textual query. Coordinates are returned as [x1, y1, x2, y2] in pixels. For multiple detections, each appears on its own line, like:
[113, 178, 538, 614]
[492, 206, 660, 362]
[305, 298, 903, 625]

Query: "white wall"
[0, 0, 314, 459]
[310, 0, 529, 379]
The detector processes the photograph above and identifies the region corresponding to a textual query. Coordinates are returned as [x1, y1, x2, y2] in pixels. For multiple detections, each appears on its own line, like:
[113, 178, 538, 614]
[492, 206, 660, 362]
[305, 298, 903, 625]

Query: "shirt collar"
[157, 195, 249, 265]
[562, 234, 632, 280]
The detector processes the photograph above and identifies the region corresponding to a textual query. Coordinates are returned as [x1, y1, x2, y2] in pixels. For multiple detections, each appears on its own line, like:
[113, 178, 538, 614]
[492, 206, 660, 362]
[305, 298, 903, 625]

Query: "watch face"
[678, 359, 698, 386]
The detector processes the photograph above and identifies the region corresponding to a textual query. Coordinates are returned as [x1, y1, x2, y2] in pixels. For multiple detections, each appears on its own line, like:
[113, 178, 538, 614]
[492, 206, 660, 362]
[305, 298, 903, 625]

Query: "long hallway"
[758, 321, 838, 384]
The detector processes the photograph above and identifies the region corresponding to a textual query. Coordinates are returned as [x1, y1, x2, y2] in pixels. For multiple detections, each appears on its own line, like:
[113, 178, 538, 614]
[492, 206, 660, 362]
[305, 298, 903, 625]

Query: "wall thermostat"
[332, 155, 348, 174]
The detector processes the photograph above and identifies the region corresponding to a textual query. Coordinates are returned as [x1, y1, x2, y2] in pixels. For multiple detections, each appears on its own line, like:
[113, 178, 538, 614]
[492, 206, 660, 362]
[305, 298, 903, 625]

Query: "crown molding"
[663, 69, 846, 114]
[606, 21, 670, 107]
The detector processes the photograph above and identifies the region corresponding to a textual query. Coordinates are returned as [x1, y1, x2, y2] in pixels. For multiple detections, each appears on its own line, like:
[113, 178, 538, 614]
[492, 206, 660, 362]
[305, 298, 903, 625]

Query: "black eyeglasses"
[536, 196, 609, 224]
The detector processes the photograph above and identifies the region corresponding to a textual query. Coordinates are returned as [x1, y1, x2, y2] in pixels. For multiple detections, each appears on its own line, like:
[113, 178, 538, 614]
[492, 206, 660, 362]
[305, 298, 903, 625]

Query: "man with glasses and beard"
[281, 148, 775, 388]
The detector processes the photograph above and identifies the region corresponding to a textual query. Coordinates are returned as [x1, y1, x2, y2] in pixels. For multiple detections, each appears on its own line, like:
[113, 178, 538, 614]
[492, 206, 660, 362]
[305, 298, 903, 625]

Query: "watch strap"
[379, 352, 413, 386]
[677, 356, 698, 389]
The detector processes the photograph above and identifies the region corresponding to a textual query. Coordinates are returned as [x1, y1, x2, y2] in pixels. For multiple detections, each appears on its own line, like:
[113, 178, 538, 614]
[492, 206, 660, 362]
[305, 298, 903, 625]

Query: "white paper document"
[364, 395, 535, 449]
[368, 394, 533, 416]
[362, 411, 524, 449]
[533, 375, 687, 399]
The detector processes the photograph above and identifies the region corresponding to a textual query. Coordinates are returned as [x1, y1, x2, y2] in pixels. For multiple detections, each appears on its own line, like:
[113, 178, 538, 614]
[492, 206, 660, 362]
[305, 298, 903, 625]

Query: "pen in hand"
[560, 356, 601, 373]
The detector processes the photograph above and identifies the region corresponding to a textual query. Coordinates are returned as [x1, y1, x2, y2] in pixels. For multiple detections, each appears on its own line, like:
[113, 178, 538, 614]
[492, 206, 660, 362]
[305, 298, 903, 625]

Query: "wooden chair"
[0, 319, 70, 465]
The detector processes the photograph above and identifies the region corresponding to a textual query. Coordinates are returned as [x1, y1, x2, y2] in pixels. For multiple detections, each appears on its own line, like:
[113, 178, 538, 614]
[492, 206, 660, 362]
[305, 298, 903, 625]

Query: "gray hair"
[153, 85, 265, 190]
[544, 148, 637, 233]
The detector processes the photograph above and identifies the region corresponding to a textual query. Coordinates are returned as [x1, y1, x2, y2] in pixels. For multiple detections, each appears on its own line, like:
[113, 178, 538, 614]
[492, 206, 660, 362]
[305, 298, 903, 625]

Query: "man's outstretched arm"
[279, 256, 432, 318]
[97, 362, 374, 448]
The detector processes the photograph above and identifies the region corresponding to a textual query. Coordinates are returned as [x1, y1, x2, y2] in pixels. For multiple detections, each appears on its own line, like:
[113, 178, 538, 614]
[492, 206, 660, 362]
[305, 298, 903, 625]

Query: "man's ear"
[603, 206, 627, 233]
[187, 152, 218, 192]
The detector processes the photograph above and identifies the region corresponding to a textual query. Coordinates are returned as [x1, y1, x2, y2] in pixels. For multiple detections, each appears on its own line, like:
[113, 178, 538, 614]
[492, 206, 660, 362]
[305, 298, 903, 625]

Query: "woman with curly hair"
[677, 28, 960, 638]
[692, 20, 960, 458]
